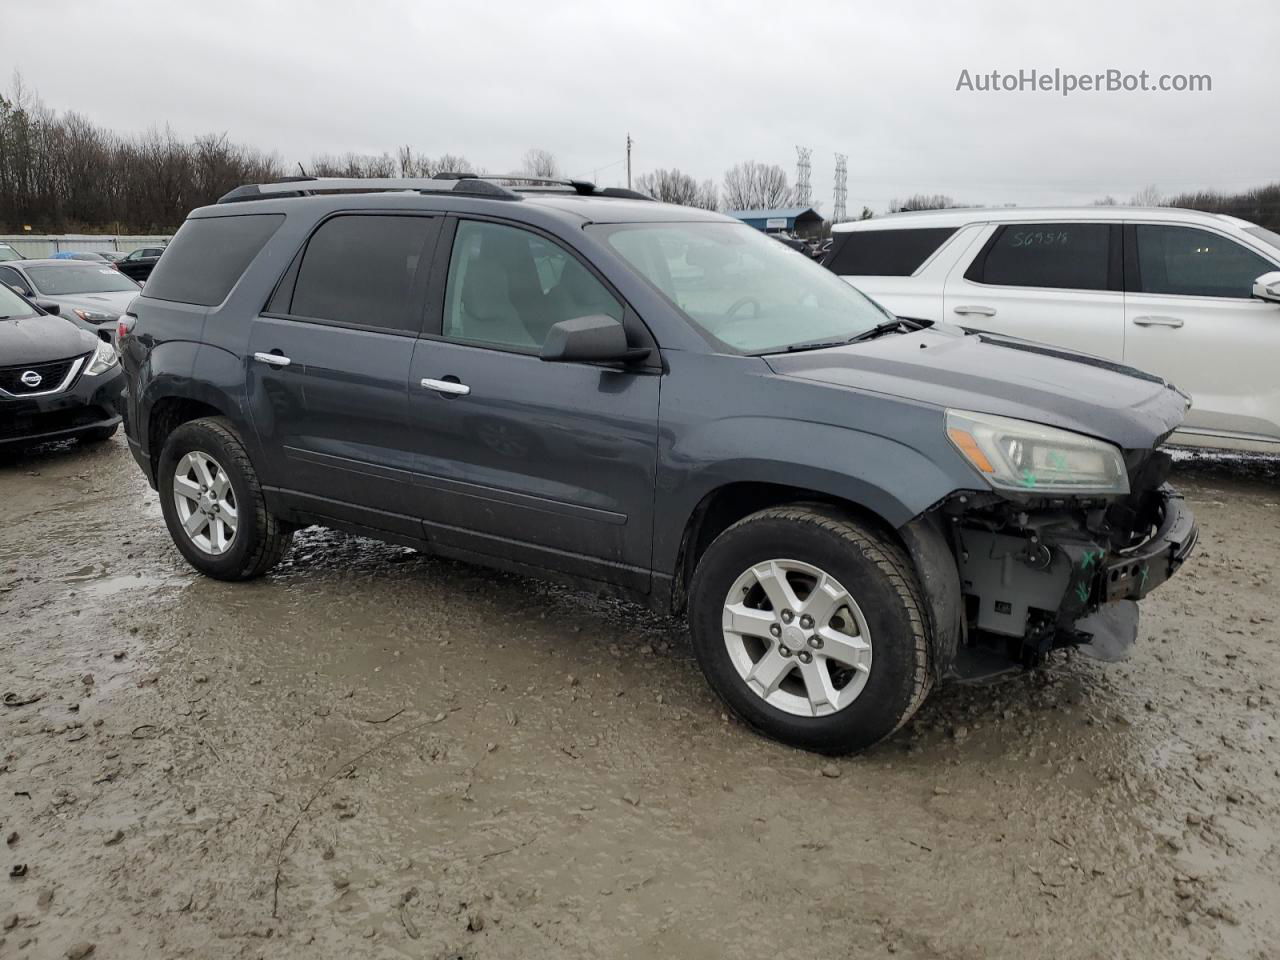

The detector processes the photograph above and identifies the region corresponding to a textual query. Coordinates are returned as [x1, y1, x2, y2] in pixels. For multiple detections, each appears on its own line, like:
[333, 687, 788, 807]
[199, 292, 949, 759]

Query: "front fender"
[654, 416, 970, 577]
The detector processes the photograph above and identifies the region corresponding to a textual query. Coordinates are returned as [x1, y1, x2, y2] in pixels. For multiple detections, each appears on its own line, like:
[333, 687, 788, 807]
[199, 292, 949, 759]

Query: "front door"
[247, 212, 441, 535]
[407, 217, 660, 592]
[1123, 223, 1280, 444]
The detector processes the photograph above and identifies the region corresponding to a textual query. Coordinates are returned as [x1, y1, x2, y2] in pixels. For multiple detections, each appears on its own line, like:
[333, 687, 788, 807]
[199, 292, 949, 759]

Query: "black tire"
[157, 416, 293, 580]
[689, 504, 932, 755]
[79, 423, 118, 444]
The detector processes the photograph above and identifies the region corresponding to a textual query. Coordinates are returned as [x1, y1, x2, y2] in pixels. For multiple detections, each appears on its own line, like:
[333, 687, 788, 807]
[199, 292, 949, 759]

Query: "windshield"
[0, 283, 36, 319]
[0, 245, 21, 262]
[591, 221, 891, 353]
[1244, 226, 1280, 255]
[27, 264, 139, 295]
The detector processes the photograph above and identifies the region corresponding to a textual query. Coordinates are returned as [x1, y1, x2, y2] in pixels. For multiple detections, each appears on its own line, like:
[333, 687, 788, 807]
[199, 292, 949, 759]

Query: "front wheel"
[689, 505, 932, 754]
[157, 417, 293, 580]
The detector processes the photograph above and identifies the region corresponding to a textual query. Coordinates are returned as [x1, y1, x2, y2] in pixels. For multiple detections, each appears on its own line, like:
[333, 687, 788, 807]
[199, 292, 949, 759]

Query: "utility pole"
[625, 133, 632, 190]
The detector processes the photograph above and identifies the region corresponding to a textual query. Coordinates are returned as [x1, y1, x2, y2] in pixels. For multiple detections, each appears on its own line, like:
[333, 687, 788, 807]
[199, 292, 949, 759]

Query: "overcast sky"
[3, 0, 1276, 214]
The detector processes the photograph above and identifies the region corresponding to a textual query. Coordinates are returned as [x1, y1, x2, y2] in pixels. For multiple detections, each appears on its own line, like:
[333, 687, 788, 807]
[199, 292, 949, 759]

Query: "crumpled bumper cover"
[1067, 486, 1198, 610]
[948, 484, 1198, 675]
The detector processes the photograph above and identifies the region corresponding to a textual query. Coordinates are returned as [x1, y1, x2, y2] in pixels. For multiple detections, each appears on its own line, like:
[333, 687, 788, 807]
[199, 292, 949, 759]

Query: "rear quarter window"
[823, 227, 958, 276]
[143, 214, 284, 306]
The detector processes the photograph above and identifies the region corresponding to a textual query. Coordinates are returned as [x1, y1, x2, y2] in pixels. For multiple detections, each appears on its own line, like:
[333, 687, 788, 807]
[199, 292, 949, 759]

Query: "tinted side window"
[442, 220, 622, 351]
[144, 214, 284, 306]
[968, 223, 1110, 291]
[1135, 225, 1274, 298]
[824, 227, 957, 276]
[0, 265, 30, 295]
[289, 215, 436, 333]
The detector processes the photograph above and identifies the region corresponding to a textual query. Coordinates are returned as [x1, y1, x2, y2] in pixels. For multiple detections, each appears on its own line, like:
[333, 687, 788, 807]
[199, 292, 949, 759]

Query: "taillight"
[117, 315, 135, 340]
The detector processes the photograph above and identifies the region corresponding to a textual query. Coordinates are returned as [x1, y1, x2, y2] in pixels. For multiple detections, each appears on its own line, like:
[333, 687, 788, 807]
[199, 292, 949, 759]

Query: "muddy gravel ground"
[1, 436, 1277, 960]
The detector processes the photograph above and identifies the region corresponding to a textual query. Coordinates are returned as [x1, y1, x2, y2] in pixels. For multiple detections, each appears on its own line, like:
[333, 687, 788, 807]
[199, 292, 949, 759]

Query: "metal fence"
[0, 234, 172, 259]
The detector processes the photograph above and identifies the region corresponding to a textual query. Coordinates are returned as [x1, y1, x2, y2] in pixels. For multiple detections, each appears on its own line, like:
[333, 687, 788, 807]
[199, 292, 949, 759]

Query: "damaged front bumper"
[912, 481, 1198, 680]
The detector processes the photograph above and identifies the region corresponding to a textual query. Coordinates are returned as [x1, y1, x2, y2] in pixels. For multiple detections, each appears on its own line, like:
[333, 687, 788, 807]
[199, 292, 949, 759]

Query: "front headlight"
[946, 409, 1129, 495]
[85, 340, 119, 376]
[73, 307, 114, 324]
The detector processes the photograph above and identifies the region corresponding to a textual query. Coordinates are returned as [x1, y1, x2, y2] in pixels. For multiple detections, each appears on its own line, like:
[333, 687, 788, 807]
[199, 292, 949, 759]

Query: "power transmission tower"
[795, 146, 812, 207]
[833, 153, 848, 223]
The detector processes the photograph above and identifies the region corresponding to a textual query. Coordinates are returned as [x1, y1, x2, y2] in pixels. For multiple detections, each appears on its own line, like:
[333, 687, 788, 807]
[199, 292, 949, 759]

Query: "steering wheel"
[725, 296, 761, 319]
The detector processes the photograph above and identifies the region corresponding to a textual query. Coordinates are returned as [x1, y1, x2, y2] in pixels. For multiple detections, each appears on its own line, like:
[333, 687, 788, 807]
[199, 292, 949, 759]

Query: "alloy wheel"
[721, 558, 873, 717]
[172, 451, 238, 555]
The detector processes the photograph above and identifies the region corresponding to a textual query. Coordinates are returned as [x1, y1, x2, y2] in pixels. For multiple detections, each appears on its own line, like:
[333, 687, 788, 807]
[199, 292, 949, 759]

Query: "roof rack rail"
[217, 176, 520, 204]
[216, 174, 656, 205]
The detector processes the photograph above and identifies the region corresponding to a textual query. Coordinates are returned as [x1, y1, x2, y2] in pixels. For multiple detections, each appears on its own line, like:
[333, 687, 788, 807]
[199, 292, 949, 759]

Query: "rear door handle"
[954, 305, 997, 317]
[420, 377, 471, 396]
[253, 351, 292, 367]
[1132, 315, 1184, 328]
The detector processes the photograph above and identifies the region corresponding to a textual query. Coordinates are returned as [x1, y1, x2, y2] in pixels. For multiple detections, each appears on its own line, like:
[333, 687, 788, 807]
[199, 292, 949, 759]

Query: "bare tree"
[521, 148, 560, 179]
[396, 147, 475, 178]
[1130, 185, 1163, 207]
[1092, 195, 1119, 206]
[0, 76, 284, 232]
[634, 168, 719, 209]
[857, 206, 874, 220]
[722, 161, 793, 210]
[888, 194, 959, 213]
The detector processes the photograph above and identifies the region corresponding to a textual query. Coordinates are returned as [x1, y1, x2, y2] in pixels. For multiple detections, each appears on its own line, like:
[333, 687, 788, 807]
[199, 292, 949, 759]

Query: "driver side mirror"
[1252, 271, 1280, 305]
[35, 300, 61, 315]
[540, 315, 650, 364]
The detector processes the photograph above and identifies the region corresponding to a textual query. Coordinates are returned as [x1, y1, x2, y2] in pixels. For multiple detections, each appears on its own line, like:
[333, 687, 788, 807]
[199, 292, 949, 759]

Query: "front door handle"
[253, 351, 292, 367]
[1132, 315, 1184, 328]
[420, 377, 471, 397]
[954, 305, 997, 317]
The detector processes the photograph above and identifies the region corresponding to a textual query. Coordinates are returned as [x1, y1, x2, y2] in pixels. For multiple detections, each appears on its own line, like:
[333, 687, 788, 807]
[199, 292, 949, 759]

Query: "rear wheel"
[689, 504, 932, 754]
[157, 417, 292, 580]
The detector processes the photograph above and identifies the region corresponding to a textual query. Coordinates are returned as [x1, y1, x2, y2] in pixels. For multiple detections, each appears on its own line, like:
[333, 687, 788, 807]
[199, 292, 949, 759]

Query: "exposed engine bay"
[904, 448, 1200, 679]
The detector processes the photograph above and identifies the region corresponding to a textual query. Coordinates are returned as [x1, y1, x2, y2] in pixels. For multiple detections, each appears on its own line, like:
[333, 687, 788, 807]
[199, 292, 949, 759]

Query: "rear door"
[406, 217, 660, 593]
[943, 221, 1125, 360]
[1123, 222, 1280, 442]
[247, 213, 441, 535]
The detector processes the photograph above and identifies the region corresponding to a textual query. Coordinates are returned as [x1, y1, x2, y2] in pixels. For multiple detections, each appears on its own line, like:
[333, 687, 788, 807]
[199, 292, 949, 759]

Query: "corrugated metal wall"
[0, 235, 171, 258]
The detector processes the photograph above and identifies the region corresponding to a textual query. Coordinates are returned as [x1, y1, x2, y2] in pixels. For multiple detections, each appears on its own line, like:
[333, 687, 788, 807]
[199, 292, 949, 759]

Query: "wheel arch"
[668, 480, 906, 613]
[666, 480, 966, 683]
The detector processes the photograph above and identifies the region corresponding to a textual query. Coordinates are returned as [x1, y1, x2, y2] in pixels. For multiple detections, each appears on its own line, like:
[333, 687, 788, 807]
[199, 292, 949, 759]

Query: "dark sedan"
[0, 282, 124, 450]
[115, 245, 167, 282]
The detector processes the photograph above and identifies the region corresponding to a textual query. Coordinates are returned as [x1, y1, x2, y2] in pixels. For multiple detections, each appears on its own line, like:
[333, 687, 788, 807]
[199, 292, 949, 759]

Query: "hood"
[764, 324, 1189, 450]
[0, 313, 97, 366]
[46, 291, 137, 318]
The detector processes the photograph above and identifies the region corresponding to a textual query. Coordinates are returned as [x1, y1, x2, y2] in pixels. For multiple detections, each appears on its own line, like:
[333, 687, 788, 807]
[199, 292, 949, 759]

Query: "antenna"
[795, 146, 812, 207]
[833, 153, 848, 223]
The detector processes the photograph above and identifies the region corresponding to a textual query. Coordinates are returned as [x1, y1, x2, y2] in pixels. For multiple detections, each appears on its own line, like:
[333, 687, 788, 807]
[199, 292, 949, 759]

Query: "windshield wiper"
[845, 317, 927, 343]
[783, 338, 851, 353]
[780, 317, 927, 353]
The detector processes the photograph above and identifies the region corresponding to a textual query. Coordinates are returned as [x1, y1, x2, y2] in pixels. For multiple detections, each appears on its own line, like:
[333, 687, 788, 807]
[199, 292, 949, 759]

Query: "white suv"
[827, 207, 1280, 453]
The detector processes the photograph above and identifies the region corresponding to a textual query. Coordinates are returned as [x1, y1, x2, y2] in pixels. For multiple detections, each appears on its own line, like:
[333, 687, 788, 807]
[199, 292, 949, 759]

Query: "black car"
[115, 245, 167, 282]
[0, 283, 125, 450]
[120, 174, 1195, 754]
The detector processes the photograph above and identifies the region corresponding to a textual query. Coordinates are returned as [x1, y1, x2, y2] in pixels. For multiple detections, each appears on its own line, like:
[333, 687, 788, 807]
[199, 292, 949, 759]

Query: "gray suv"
[120, 175, 1197, 754]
